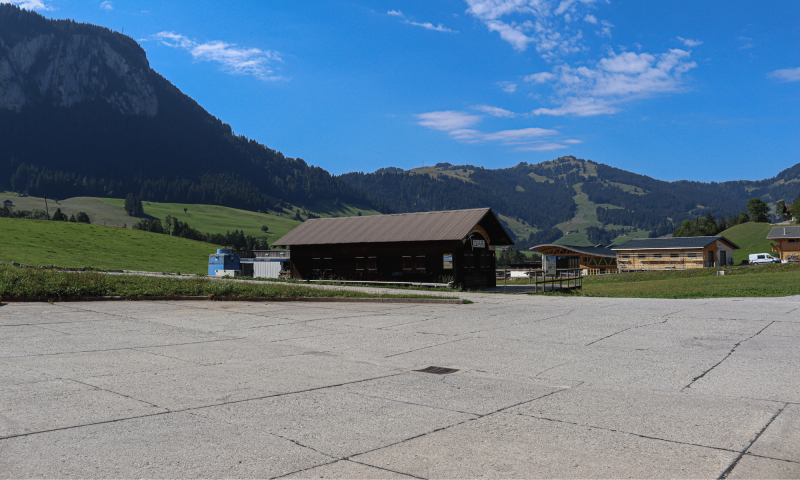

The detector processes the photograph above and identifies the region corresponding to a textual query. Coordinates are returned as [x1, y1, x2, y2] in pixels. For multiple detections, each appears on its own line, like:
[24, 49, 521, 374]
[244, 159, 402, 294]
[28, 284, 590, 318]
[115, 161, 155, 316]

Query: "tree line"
[0, 205, 90, 223]
[132, 216, 271, 251]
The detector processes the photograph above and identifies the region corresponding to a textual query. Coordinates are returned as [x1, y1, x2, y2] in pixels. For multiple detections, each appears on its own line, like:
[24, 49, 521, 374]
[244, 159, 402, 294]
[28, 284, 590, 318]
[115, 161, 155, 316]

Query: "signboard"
[545, 255, 557, 275]
[472, 239, 486, 249]
[443, 254, 453, 269]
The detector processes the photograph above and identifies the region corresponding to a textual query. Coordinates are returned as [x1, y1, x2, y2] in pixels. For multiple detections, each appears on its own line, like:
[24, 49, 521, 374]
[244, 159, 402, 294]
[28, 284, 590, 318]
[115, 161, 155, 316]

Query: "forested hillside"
[340, 165, 576, 231]
[341, 157, 800, 244]
[0, 5, 379, 213]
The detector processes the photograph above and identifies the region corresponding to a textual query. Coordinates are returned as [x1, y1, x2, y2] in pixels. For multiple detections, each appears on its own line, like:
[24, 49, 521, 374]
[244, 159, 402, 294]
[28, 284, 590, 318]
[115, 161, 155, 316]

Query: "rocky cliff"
[0, 25, 157, 115]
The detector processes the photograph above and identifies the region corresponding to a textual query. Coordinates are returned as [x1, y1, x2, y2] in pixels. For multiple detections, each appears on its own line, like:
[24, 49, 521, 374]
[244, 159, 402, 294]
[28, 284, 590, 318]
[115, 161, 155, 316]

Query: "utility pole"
[43, 195, 50, 219]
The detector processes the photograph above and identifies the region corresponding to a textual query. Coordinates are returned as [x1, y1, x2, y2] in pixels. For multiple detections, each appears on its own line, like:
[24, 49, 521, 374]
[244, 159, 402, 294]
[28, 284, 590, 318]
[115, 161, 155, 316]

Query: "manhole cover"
[414, 366, 459, 375]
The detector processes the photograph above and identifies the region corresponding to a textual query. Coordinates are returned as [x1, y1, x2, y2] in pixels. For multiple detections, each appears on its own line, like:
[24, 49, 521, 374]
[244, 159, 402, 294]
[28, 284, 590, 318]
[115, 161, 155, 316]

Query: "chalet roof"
[529, 244, 617, 258]
[767, 226, 800, 239]
[272, 208, 514, 246]
[612, 236, 740, 250]
[3, 199, 12, 205]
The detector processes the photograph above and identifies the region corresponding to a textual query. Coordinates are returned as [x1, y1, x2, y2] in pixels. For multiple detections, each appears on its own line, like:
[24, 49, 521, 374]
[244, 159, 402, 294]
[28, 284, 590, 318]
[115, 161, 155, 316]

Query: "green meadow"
[719, 221, 778, 264]
[0, 218, 218, 274]
[580, 262, 800, 298]
[1, 192, 381, 244]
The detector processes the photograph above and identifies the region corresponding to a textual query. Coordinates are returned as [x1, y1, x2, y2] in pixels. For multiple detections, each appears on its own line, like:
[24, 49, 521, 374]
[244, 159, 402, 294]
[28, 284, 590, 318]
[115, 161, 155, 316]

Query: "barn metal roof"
[529, 244, 618, 258]
[272, 208, 514, 246]
[612, 236, 739, 250]
[767, 226, 800, 239]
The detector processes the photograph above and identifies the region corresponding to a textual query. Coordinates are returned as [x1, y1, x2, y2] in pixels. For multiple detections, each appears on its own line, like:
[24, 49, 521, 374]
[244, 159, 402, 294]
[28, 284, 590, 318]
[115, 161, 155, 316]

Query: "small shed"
[3, 199, 13, 207]
[530, 244, 617, 275]
[613, 236, 739, 271]
[767, 226, 800, 261]
[272, 208, 514, 288]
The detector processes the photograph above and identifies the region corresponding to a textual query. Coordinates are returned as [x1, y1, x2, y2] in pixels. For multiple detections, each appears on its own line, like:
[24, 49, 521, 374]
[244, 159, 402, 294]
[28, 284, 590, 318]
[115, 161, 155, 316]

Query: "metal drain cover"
[414, 366, 459, 375]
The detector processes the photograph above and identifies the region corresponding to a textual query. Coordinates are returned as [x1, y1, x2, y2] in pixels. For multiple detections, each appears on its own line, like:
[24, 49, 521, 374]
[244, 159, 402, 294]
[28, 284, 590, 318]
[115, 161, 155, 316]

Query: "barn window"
[367, 256, 378, 272]
[355, 257, 365, 271]
[638, 253, 647, 259]
[670, 253, 679, 259]
[416, 255, 426, 273]
[402, 256, 413, 271]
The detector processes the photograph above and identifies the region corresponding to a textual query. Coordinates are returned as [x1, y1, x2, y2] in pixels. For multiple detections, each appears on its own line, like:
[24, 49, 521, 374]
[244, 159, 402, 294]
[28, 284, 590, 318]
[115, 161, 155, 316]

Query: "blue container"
[208, 249, 240, 275]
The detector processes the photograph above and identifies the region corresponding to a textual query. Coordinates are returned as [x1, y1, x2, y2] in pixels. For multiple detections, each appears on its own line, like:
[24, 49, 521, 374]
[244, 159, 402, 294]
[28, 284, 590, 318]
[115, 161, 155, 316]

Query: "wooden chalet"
[768, 226, 800, 261]
[272, 208, 514, 288]
[613, 236, 739, 271]
[529, 244, 618, 275]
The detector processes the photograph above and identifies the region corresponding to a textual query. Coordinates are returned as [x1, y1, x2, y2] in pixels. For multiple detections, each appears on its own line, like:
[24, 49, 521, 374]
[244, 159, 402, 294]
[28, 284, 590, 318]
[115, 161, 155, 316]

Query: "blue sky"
[7, 0, 800, 182]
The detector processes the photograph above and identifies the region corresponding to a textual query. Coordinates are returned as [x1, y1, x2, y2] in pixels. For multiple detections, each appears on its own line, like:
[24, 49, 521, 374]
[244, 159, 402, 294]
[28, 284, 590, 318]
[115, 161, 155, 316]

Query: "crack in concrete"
[683, 321, 776, 391]
[382, 336, 472, 359]
[68, 377, 168, 411]
[718, 403, 789, 479]
[0, 372, 406, 442]
[515, 412, 743, 454]
[0, 337, 244, 361]
[584, 318, 668, 347]
[337, 388, 568, 464]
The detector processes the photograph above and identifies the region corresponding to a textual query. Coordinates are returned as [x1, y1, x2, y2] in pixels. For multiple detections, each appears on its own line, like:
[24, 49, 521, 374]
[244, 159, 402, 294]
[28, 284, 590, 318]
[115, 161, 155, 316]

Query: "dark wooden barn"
[272, 208, 514, 288]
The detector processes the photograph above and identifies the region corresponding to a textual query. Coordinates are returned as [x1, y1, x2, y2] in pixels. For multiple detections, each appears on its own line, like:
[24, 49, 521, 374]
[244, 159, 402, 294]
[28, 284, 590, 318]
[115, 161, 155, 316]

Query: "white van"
[749, 253, 779, 265]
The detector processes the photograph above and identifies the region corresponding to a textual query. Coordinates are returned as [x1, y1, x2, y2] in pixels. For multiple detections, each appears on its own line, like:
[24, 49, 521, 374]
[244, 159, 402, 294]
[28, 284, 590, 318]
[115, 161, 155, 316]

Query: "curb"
[0, 295, 465, 305]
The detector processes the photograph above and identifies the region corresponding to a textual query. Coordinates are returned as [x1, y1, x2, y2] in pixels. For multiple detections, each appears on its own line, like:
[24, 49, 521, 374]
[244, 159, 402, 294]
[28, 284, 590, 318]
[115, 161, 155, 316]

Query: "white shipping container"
[252, 261, 282, 279]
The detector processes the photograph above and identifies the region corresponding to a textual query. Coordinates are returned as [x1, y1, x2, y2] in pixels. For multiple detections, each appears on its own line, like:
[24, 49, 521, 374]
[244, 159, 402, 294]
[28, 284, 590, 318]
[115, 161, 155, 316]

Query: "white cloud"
[100, 1, 112, 10]
[387, 9, 404, 17]
[2, 0, 51, 10]
[597, 19, 613, 38]
[496, 81, 517, 93]
[472, 105, 517, 117]
[531, 97, 618, 116]
[739, 36, 754, 49]
[528, 48, 696, 116]
[415, 111, 482, 131]
[676, 36, 702, 47]
[483, 127, 559, 142]
[515, 142, 567, 151]
[416, 110, 559, 147]
[524, 71, 557, 83]
[563, 138, 582, 144]
[154, 32, 283, 81]
[767, 67, 800, 83]
[464, 0, 604, 59]
[407, 21, 458, 33]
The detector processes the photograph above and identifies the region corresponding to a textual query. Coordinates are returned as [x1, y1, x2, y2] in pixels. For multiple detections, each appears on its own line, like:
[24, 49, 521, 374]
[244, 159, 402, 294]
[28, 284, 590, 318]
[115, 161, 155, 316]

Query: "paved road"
[1, 295, 798, 478]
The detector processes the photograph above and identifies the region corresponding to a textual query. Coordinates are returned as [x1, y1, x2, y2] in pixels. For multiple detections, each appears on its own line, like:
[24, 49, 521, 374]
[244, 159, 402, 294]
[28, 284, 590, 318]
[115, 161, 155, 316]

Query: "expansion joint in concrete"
[718, 402, 789, 479]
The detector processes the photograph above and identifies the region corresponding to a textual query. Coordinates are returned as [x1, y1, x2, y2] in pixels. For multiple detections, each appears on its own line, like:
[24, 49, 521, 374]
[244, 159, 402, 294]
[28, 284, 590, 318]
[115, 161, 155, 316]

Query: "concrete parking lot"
[1, 294, 798, 478]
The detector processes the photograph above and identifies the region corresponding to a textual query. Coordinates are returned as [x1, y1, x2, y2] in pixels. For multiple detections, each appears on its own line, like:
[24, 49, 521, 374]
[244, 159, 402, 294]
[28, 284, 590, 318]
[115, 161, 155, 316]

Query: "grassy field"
[0, 218, 219, 274]
[719, 221, 777, 263]
[580, 262, 800, 298]
[1, 192, 381, 244]
[0, 266, 452, 300]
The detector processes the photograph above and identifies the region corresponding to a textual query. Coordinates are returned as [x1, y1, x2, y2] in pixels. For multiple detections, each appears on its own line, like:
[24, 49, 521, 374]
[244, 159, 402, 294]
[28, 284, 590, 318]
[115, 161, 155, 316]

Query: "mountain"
[340, 157, 800, 246]
[0, 5, 379, 213]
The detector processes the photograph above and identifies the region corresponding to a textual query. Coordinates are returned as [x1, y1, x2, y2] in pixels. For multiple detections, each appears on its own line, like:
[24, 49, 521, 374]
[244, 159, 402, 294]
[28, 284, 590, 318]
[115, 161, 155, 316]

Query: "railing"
[496, 268, 582, 293]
